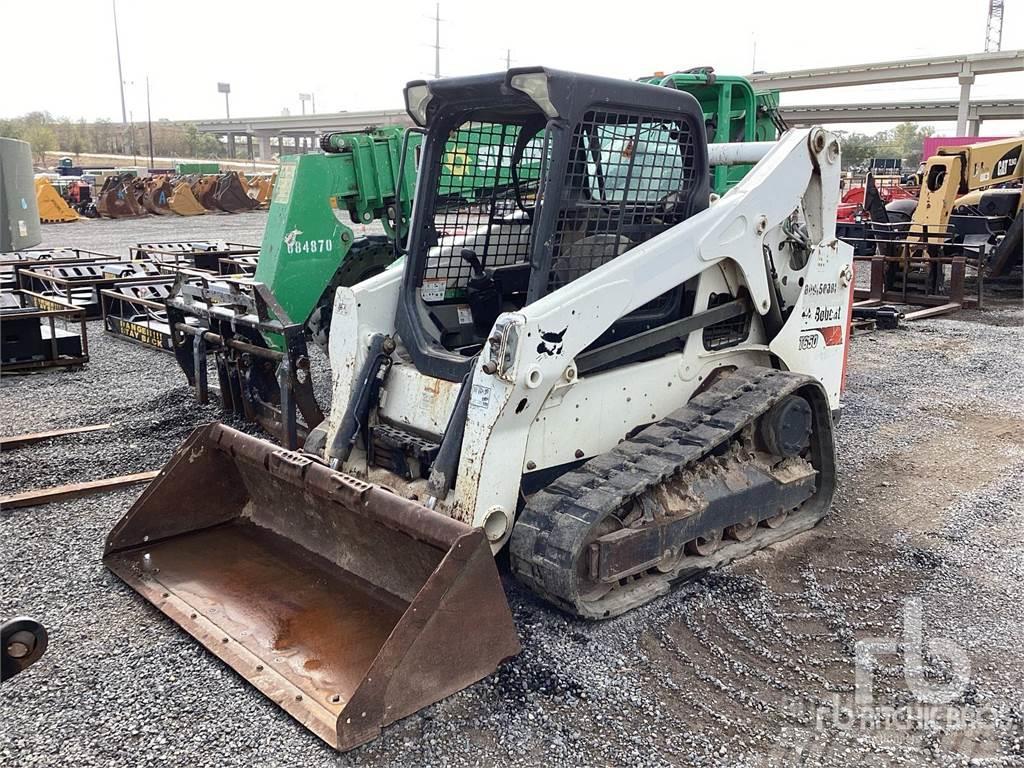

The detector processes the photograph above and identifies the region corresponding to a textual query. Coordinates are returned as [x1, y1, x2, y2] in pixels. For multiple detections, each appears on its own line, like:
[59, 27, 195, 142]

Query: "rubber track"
[509, 366, 835, 619]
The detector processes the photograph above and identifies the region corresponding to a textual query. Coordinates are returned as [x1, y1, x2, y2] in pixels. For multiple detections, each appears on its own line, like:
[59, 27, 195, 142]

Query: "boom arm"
[913, 137, 1023, 231]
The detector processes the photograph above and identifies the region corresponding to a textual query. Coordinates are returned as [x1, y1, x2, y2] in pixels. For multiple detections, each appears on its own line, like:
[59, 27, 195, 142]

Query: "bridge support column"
[956, 66, 975, 136]
[258, 134, 272, 161]
[226, 132, 236, 159]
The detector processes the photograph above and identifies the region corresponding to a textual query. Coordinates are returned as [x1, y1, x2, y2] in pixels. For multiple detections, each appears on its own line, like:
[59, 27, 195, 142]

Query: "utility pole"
[112, 0, 127, 124]
[146, 75, 154, 169]
[129, 110, 137, 166]
[432, 2, 441, 78]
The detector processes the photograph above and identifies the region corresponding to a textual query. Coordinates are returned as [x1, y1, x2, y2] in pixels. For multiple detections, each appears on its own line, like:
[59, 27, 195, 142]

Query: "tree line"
[832, 123, 936, 170]
[2, 111, 940, 170]
[0, 112, 226, 164]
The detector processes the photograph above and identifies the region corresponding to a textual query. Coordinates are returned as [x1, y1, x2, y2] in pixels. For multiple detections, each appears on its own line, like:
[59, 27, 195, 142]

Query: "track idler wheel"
[686, 528, 723, 557]
[759, 395, 812, 457]
[725, 519, 757, 541]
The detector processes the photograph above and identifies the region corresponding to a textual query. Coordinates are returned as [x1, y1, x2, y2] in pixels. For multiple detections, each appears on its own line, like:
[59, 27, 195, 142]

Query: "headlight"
[482, 314, 524, 382]
[404, 83, 433, 126]
[509, 72, 557, 119]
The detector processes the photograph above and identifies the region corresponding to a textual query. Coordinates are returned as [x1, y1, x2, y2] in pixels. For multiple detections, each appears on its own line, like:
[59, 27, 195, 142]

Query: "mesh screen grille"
[548, 111, 697, 292]
[421, 122, 544, 298]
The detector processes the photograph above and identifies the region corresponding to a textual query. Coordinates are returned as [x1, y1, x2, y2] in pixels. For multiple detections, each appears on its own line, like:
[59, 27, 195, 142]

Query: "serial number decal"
[804, 281, 839, 296]
[284, 238, 333, 255]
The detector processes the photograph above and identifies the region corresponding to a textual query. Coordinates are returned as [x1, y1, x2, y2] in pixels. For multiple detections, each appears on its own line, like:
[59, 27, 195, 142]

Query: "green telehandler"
[166, 68, 782, 448]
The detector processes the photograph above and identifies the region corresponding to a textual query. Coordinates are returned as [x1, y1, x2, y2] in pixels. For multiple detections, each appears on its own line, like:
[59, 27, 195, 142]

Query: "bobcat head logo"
[284, 228, 303, 248]
[536, 327, 567, 357]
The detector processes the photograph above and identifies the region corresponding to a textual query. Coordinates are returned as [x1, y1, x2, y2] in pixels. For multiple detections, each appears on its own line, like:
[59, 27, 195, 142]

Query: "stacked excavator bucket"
[140, 177, 173, 215]
[104, 423, 519, 751]
[212, 171, 260, 212]
[96, 174, 147, 218]
[167, 181, 206, 216]
[34, 177, 79, 223]
[191, 176, 220, 210]
[47, 170, 271, 220]
[246, 173, 275, 206]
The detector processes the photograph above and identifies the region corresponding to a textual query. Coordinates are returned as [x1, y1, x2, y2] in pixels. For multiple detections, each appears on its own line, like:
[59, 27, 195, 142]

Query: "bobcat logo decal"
[536, 327, 567, 357]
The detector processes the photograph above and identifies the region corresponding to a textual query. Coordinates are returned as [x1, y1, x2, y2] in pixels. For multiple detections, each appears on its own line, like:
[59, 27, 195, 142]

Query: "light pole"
[218, 82, 231, 119]
[112, 0, 127, 124]
[299, 93, 311, 116]
[146, 75, 154, 169]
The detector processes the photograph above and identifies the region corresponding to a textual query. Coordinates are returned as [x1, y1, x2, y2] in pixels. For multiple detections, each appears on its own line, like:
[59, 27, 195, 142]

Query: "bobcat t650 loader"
[105, 68, 853, 751]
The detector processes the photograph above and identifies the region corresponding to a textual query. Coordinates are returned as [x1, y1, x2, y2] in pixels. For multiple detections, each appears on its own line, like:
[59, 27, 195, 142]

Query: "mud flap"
[103, 423, 520, 751]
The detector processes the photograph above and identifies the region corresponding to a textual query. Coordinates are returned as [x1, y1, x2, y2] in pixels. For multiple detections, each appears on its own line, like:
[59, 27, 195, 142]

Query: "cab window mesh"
[548, 112, 697, 292]
[421, 121, 545, 297]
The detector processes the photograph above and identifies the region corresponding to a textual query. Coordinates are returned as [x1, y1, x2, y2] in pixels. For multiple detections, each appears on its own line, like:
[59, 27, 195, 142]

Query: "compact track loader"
[106, 68, 852, 751]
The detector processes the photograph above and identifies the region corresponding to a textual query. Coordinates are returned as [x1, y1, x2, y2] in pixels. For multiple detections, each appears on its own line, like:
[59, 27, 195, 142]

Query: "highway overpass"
[780, 99, 1023, 133]
[749, 50, 1022, 133]
[193, 51, 1023, 158]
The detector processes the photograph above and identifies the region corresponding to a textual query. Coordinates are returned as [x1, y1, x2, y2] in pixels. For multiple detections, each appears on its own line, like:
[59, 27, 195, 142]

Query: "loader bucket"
[103, 423, 520, 751]
[141, 178, 173, 215]
[34, 177, 79, 223]
[212, 171, 260, 212]
[167, 181, 206, 216]
[96, 174, 147, 218]
[191, 176, 220, 210]
[248, 174, 274, 206]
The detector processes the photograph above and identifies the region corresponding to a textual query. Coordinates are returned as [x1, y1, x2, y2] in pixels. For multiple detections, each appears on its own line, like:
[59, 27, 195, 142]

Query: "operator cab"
[398, 68, 710, 382]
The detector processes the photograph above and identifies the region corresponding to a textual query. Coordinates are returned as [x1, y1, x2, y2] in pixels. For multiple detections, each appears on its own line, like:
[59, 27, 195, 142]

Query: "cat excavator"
[105, 68, 852, 751]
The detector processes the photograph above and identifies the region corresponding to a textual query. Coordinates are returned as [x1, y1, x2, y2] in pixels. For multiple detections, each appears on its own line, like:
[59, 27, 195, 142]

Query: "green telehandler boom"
[167, 127, 418, 447]
[639, 67, 784, 193]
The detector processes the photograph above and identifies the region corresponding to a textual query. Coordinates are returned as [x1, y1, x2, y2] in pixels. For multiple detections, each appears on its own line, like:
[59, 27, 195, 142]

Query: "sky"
[4, 0, 1022, 135]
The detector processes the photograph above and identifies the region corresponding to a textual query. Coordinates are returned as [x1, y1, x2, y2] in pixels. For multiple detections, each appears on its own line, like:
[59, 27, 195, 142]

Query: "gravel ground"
[2, 216, 1023, 767]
